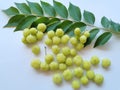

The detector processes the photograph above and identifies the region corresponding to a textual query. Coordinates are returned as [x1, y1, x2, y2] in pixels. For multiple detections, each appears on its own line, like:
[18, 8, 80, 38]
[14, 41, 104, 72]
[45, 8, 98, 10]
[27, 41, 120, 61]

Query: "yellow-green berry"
[82, 61, 91, 70]
[70, 48, 77, 56]
[52, 45, 60, 54]
[94, 74, 104, 85]
[53, 73, 62, 84]
[79, 35, 87, 44]
[49, 61, 58, 70]
[81, 76, 89, 85]
[90, 56, 100, 65]
[73, 55, 83, 66]
[55, 28, 64, 37]
[59, 63, 67, 71]
[47, 30, 55, 38]
[32, 45, 40, 55]
[61, 35, 70, 44]
[37, 23, 46, 32]
[45, 38, 52, 46]
[62, 47, 70, 56]
[63, 69, 73, 81]
[26, 34, 37, 43]
[74, 28, 81, 36]
[36, 31, 44, 40]
[22, 37, 28, 44]
[84, 31, 90, 38]
[31, 59, 41, 69]
[86, 70, 95, 80]
[40, 62, 49, 71]
[45, 54, 54, 64]
[74, 67, 83, 78]
[102, 58, 111, 68]
[66, 57, 73, 66]
[76, 43, 84, 50]
[52, 36, 61, 45]
[23, 28, 30, 37]
[72, 80, 80, 89]
[30, 28, 37, 35]
[70, 37, 78, 46]
[57, 53, 66, 63]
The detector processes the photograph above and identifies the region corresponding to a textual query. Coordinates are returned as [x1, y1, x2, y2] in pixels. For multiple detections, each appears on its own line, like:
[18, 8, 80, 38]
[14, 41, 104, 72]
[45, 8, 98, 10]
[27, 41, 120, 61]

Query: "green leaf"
[57, 20, 73, 32]
[46, 21, 61, 32]
[68, 3, 81, 21]
[14, 16, 37, 31]
[101, 16, 110, 28]
[15, 3, 31, 14]
[94, 32, 112, 47]
[2, 7, 19, 16]
[83, 10, 95, 24]
[4, 15, 25, 27]
[31, 17, 49, 27]
[48, 18, 60, 24]
[85, 28, 100, 46]
[53, 0, 68, 18]
[41, 1, 56, 17]
[27, 1, 43, 16]
[110, 20, 120, 32]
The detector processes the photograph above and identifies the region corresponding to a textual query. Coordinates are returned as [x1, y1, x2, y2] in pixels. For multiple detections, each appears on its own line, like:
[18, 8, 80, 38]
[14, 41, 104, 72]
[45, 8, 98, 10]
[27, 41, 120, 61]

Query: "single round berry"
[84, 31, 90, 38]
[73, 55, 83, 66]
[55, 28, 64, 37]
[26, 34, 37, 43]
[30, 28, 37, 35]
[53, 73, 62, 85]
[37, 23, 46, 32]
[82, 61, 91, 70]
[81, 76, 89, 85]
[45, 38, 52, 46]
[52, 45, 60, 54]
[79, 35, 87, 44]
[70, 37, 78, 46]
[76, 43, 84, 50]
[36, 31, 44, 40]
[52, 36, 61, 45]
[94, 74, 104, 85]
[90, 56, 100, 65]
[59, 63, 67, 71]
[56, 53, 66, 63]
[31, 59, 41, 69]
[70, 48, 77, 56]
[74, 28, 81, 36]
[66, 57, 73, 66]
[47, 30, 55, 38]
[102, 58, 111, 68]
[72, 80, 80, 89]
[49, 61, 58, 70]
[45, 54, 54, 64]
[74, 67, 83, 78]
[32, 45, 40, 55]
[22, 37, 28, 44]
[86, 70, 95, 80]
[23, 28, 30, 37]
[40, 62, 49, 71]
[61, 35, 70, 44]
[62, 47, 70, 56]
[63, 69, 73, 81]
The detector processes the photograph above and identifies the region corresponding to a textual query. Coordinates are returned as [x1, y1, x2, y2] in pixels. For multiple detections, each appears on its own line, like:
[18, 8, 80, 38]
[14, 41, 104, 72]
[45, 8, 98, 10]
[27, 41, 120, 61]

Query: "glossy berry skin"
[52, 45, 60, 54]
[57, 53, 66, 63]
[45, 38, 52, 46]
[31, 59, 41, 69]
[73, 55, 83, 66]
[70, 48, 77, 56]
[70, 37, 78, 46]
[102, 58, 111, 68]
[74, 28, 81, 36]
[90, 56, 100, 65]
[53, 73, 62, 84]
[72, 80, 80, 89]
[36, 31, 44, 40]
[61, 35, 70, 44]
[47, 30, 55, 39]
[94, 74, 104, 85]
[74, 67, 83, 78]
[23, 28, 30, 37]
[22, 37, 28, 44]
[52, 36, 61, 45]
[49, 61, 58, 70]
[79, 35, 87, 44]
[81, 76, 89, 85]
[84, 31, 90, 37]
[26, 34, 37, 43]
[55, 28, 64, 37]
[59, 63, 67, 71]
[65, 57, 73, 66]
[63, 69, 73, 81]
[76, 43, 84, 50]
[86, 70, 95, 80]
[30, 28, 37, 35]
[45, 54, 54, 64]
[37, 23, 47, 32]
[32, 45, 40, 55]
[82, 61, 91, 70]
[62, 47, 70, 56]
[40, 62, 49, 71]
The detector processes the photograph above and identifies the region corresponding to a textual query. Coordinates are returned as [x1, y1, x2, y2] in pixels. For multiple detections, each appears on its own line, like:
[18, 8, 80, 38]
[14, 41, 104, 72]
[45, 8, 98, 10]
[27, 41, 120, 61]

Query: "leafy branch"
[2, 0, 120, 47]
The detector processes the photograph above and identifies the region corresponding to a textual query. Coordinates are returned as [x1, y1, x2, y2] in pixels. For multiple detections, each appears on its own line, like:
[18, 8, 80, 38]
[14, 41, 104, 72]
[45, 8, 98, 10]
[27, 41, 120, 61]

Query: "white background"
[0, 0, 120, 90]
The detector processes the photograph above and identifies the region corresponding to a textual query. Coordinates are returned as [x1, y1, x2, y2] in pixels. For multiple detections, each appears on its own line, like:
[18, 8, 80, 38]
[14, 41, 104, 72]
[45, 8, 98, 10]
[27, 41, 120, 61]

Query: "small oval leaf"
[101, 16, 110, 28]
[94, 32, 112, 47]
[14, 16, 37, 31]
[41, 1, 56, 17]
[15, 3, 31, 14]
[27, 1, 43, 16]
[83, 10, 95, 24]
[110, 20, 120, 32]
[68, 3, 81, 21]
[2, 7, 19, 16]
[85, 28, 100, 46]
[53, 0, 68, 18]
[48, 18, 60, 25]
[4, 15, 25, 27]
